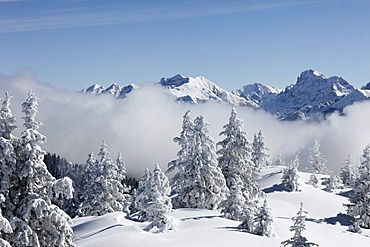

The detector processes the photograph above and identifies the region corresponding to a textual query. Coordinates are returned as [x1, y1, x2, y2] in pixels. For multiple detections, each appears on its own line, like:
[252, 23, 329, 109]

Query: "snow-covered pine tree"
[115, 153, 132, 212]
[78, 141, 127, 216]
[325, 174, 340, 192]
[252, 199, 274, 237]
[132, 167, 152, 221]
[281, 203, 319, 247]
[5, 91, 75, 247]
[0, 194, 12, 247]
[308, 171, 319, 188]
[219, 177, 246, 221]
[251, 130, 271, 169]
[144, 164, 174, 233]
[340, 155, 356, 187]
[168, 114, 227, 209]
[275, 154, 285, 166]
[217, 108, 261, 221]
[0, 96, 17, 199]
[307, 139, 328, 175]
[346, 144, 370, 231]
[281, 153, 301, 192]
[116, 153, 127, 183]
[0, 93, 17, 247]
[166, 110, 193, 208]
[0, 93, 17, 140]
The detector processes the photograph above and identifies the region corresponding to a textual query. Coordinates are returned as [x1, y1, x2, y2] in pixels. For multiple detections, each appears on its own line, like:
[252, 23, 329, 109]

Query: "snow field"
[73, 166, 370, 247]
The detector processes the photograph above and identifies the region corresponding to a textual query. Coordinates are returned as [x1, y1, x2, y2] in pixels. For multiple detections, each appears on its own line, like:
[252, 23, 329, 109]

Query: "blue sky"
[1, 0, 369, 91]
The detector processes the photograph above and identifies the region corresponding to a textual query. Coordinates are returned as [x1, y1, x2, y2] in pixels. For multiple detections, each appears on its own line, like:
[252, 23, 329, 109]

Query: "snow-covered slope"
[158, 74, 254, 106]
[72, 166, 370, 247]
[81, 83, 139, 99]
[233, 82, 281, 106]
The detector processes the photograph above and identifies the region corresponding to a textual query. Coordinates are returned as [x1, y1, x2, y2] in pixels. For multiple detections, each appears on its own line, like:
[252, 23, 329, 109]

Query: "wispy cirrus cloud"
[0, 0, 329, 33]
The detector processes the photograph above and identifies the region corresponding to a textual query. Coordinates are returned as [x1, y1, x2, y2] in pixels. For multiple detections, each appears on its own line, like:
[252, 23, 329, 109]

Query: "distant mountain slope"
[233, 82, 281, 106]
[81, 70, 370, 121]
[81, 83, 139, 99]
[158, 74, 254, 107]
[259, 70, 356, 120]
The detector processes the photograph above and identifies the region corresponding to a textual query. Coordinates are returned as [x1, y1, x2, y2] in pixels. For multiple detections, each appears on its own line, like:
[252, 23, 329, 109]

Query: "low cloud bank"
[1, 71, 370, 177]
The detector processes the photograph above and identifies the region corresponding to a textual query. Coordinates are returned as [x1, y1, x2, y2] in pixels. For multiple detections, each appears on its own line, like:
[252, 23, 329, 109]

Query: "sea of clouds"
[1, 71, 370, 178]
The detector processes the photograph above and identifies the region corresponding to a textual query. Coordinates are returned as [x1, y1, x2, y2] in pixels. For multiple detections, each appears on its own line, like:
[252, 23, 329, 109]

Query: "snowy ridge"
[233, 82, 281, 106]
[158, 74, 254, 106]
[81, 83, 139, 99]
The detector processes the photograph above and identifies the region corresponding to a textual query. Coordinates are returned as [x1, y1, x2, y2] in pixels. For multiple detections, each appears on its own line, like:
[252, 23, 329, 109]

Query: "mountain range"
[81, 69, 370, 121]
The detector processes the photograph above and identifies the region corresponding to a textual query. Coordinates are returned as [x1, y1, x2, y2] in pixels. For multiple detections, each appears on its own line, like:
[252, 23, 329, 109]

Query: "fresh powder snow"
[72, 166, 370, 247]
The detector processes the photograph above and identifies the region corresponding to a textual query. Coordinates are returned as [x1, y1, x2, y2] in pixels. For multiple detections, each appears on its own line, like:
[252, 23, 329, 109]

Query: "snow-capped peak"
[158, 74, 253, 106]
[233, 83, 281, 106]
[160, 74, 189, 87]
[298, 69, 326, 81]
[81, 82, 139, 99]
[82, 83, 105, 95]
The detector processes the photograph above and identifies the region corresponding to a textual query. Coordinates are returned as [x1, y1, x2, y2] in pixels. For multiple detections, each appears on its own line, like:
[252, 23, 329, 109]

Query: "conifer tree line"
[1, 90, 370, 245]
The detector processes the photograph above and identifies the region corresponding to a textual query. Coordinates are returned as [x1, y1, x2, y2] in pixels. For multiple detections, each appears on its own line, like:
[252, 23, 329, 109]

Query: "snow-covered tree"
[325, 174, 340, 192]
[0, 194, 12, 247]
[308, 171, 319, 188]
[340, 155, 356, 187]
[115, 153, 131, 212]
[307, 139, 328, 175]
[144, 164, 174, 233]
[219, 177, 246, 221]
[217, 108, 261, 221]
[252, 199, 274, 237]
[0, 93, 17, 140]
[132, 167, 152, 221]
[78, 142, 127, 216]
[166, 110, 193, 208]
[4, 91, 75, 247]
[116, 153, 127, 183]
[168, 114, 227, 209]
[251, 130, 271, 169]
[347, 144, 370, 230]
[275, 154, 285, 166]
[281, 153, 301, 192]
[281, 203, 318, 247]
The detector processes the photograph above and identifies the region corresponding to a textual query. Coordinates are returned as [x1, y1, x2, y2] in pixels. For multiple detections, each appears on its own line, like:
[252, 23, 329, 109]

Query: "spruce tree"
[325, 174, 340, 192]
[307, 139, 328, 175]
[252, 199, 274, 237]
[78, 142, 127, 216]
[132, 167, 152, 221]
[308, 171, 319, 188]
[251, 130, 271, 169]
[281, 203, 318, 247]
[0, 194, 12, 247]
[347, 144, 370, 230]
[168, 114, 227, 209]
[144, 164, 174, 233]
[275, 154, 285, 167]
[340, 155, 356, 187]
[166, 111, 193, 208]
[281, 154, 301, 192]
[4, 91, 75, 247]
[217, 108, 260, 221]
[0, 93, 17, 140]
